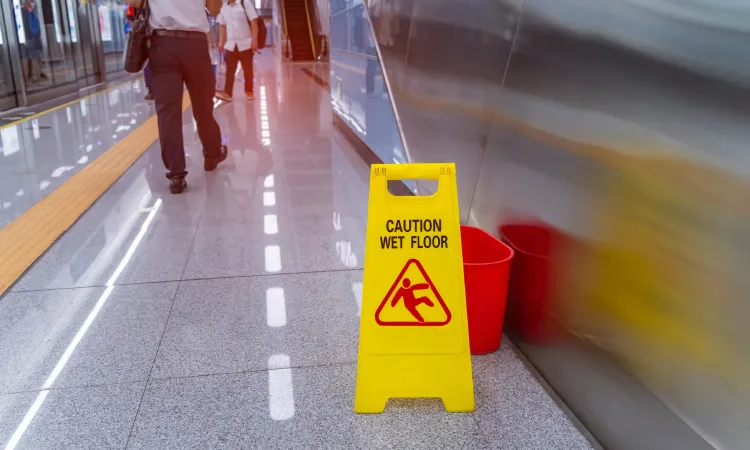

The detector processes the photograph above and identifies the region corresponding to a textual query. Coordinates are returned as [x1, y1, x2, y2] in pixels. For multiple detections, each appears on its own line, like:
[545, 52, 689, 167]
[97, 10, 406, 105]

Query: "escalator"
[281, 0, 317, 61]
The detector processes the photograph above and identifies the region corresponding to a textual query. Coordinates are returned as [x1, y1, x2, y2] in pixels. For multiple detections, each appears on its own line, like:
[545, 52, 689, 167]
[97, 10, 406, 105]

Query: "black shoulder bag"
[241, 0, 267, 50]
[124, 2, 151, 73]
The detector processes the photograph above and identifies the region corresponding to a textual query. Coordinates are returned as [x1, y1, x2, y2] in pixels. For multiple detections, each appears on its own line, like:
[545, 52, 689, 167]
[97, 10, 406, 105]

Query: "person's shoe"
[246, 91, 254, 100]
[215, 91, 232, 102]
[169, 177, 187, 194]
[144, 91, 154, 101]
[204, 144, 228, 172]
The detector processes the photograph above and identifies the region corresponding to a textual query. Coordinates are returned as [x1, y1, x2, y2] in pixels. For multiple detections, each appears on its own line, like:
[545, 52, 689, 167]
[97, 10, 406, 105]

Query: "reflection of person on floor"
[224, 100, 273, 178]
[392, 278, 434, 322]
[21, 0, 46, 83]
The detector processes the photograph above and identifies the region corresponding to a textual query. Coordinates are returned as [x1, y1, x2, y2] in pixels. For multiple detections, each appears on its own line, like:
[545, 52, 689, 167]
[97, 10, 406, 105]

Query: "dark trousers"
[143, 62, 152, 92]
[150, 35, 222, 179]
[224, 47, 254, 96]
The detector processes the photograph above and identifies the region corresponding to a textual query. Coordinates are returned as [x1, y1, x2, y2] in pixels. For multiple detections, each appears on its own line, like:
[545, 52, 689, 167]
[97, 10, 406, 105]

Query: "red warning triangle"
[375, 259, 451, 326]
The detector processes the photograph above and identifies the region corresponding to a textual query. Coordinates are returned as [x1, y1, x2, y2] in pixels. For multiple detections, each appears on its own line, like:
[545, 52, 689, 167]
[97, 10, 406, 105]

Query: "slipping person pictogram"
[375, 259, 451, 326]
[391, 278, 434, 322]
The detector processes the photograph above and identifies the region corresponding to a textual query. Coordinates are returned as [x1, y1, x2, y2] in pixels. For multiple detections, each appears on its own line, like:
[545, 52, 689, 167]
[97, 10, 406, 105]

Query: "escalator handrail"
[303, 0, 318, 59]
[362, 3, 411, 161]
[279, 0, 289, 39]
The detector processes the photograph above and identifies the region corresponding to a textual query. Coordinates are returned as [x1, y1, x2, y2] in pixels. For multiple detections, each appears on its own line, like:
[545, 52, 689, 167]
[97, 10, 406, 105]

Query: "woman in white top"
[216, 0, 259, 101]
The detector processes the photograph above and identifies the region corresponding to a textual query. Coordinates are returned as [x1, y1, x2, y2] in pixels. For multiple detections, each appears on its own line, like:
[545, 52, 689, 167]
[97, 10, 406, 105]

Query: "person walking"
[21, 0, 46, 83]
[126, 0, 227, 194]
[214, 0, 260, 102]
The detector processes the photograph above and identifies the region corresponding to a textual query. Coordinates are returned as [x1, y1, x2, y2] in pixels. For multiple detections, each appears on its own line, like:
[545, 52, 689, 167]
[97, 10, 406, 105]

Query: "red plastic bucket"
[499, 222, 560, 344]
[461, 226, 514, 355]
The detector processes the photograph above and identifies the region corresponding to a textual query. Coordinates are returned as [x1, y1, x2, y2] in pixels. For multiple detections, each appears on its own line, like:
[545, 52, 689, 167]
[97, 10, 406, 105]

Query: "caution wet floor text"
[355, 163, 474, 413]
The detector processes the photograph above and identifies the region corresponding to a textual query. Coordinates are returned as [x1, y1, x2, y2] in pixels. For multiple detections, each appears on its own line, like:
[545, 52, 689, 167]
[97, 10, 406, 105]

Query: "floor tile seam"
[175, 267, 365, 283]
[176, 193, 213, 283]
[7, 278, 182, 295]
[146, 360, 358, 384]
[7, 268, 366, 294]
[0, 158, 155, 301]
[0, 171, 152, 298]
[0, 379, 147, 397]
[122, 267, 186, 448]
[117, 141, 204, 441]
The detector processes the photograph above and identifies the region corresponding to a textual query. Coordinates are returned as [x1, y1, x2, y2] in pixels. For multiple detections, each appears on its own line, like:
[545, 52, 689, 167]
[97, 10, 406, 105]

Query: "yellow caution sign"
[355, 163, 474, 414]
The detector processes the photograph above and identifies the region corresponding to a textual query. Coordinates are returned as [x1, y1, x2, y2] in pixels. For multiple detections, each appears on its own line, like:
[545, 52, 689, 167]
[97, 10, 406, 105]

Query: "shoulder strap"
[241, 0, 256, 19]
[241, 0, 257, 15]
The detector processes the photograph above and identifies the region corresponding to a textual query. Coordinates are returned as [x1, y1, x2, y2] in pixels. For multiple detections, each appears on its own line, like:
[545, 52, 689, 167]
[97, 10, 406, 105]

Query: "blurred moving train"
[331, 0, 750, 448]
[508, 0, 750, 87]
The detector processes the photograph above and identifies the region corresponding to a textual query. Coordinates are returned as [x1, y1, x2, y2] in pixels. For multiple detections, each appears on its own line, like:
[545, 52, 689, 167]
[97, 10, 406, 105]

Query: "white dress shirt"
[149, 0, 211, 33]
[217, 1, 259, 52]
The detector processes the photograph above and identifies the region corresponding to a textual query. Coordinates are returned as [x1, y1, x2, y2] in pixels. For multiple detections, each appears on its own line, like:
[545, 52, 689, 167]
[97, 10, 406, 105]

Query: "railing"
[302, 0, 318, 60]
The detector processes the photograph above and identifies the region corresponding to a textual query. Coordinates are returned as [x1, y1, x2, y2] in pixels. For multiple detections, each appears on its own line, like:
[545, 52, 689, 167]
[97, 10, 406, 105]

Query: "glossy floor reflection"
[0, 80, 154, 229]
[0, 53, 592, 449]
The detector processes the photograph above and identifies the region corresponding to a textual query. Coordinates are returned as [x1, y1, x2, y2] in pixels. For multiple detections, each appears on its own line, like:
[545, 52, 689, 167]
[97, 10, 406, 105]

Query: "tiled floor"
[0, 54, 593, 449]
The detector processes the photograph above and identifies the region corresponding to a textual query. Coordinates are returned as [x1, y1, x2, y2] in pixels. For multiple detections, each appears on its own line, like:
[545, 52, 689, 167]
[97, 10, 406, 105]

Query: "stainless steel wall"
[338, 0, 750, 448]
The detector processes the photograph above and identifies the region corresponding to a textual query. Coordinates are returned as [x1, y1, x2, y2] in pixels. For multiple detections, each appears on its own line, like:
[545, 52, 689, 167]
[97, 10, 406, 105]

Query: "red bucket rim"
[498, 223, 556, 259]
[462, 225, 515, 266]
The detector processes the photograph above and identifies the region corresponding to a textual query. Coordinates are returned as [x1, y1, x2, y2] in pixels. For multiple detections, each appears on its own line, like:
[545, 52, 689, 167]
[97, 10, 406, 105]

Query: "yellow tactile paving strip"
[0, 91, 191, 296]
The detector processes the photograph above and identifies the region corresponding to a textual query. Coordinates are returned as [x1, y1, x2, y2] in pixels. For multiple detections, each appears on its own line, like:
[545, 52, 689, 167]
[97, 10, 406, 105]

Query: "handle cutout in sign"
[387, 179, 438, 197]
